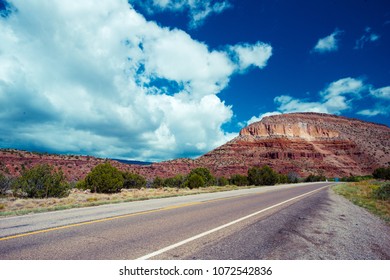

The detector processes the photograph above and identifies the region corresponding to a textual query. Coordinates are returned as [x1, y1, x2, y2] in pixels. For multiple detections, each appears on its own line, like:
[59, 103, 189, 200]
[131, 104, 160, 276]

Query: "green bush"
[229, 174, 248, 186]
[84, 163, 124, 193]
[0, 173, 12, 195]
[305, 174, 326, 182]
[122, 172, 146, 189]
[373, 183, 390, 201]
[188, 167, 215, 186]
[248, 166, 279, 186]
[277, 173, 289, 184]
[217, 176, 229, 186]
[164, 175, 185, 188]
[13, 164, 70, 198]
[186, 174, 205, 189]
[373, 167, 390, 180]
[152, 176, 165, 188]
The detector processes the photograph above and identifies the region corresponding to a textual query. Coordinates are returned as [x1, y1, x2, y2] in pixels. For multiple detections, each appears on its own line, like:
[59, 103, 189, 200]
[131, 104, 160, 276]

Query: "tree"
[84, 163, 124, 193]
[229, 174, 248, 186]
[13, 164, 70, 198]
[373, 167, 390, 180]
[186, 174, 205, 189]
[152, 176, 165, 188]
[217, 176, 229, 186]
[248, 166, 279, 186]
[277, 173, 289, 184]
[305, 174, 326, 182]
[164, 175, 185, 188]
[0, 173, 12, 195]
[188, 167, 215, 186]
[122, 172, 146, 189]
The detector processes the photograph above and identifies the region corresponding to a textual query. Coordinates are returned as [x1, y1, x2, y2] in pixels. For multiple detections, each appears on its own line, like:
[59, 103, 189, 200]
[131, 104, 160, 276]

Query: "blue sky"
[0, 0, 389, 161]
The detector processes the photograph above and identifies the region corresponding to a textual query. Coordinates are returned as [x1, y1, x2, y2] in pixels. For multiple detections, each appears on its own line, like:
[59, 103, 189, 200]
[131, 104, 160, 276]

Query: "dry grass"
[0, 185, 244, 217]
[333, 180, 390, 223]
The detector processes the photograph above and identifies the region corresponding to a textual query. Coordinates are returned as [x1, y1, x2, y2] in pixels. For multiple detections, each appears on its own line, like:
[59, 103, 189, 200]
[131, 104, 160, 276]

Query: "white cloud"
[131, 0, 232, 29]
[243, 78, 366, 124]
[357, 109, 384, 117]
[370, 86, 390, 100]
[246, 112, 281, 125]
[312, 29, 343, 53]
[229, 42, 273, 72]
[275, 78, 365, 114]
[355, 27, 380, 49]
[0, 0, 271, 161]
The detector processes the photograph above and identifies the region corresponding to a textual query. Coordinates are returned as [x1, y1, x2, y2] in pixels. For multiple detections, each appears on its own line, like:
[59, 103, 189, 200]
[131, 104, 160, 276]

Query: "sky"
[0, 0, 389, 162]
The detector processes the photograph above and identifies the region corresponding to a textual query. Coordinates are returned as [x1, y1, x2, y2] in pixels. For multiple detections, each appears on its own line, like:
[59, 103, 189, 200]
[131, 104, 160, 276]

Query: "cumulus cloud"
[312, 29, 343, 53]
[246, 112, 281, 125]
[245, 78, 367, 125]
[0, 0, 271, 161]
[357, 86, 390, 117]
[355, 27, 380, 49]
[130, 0, 232, 29]
[370, 86, 390, 100]
[229, 42, 273, 72]
[276, 78, 365, 114]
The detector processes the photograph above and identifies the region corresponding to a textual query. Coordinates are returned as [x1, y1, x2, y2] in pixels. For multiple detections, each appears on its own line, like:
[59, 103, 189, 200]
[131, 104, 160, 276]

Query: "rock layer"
[196, 113, 390, 178]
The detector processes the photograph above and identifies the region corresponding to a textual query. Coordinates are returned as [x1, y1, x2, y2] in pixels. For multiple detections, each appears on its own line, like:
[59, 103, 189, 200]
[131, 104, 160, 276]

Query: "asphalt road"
[0, 182, 388, 260]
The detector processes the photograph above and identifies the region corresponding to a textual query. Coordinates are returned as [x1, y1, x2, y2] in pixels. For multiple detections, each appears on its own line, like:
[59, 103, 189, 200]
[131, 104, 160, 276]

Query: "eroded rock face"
[1, 113, 389, 180]
[196, 113, 390, 178]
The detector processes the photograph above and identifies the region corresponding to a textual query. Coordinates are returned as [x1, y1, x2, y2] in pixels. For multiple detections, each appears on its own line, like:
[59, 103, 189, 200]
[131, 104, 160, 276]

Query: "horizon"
[1, 0, 389, 162]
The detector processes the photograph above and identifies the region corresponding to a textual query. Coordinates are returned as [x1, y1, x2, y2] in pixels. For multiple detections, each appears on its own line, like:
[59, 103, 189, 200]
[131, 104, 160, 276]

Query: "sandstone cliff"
[196, 113, 390, 178]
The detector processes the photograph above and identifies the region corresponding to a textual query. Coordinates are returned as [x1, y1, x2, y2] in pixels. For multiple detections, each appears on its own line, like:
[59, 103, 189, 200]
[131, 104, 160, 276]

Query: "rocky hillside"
[1, 113, 389, 180]
[196, 113, 390, 178]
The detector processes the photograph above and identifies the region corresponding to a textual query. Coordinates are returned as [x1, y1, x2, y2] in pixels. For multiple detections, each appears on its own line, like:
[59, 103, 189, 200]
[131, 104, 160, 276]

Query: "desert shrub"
[277, 173, 289, 184]
[164, 175, 185, 188]
[305, 174, 326, 182]
[248, 166, 279, 186]
[84, 163, 124, 193]
[373, 183, 390, 201]
[188, 167, 215, 186]
[122, 172, 146, 189]
[75, 179, 87, 190]
[287, 172, 300, 183]
[217, 176, 229, 186]
[0, 173, 13, 195]
[186, 174, 205, 189]
[152, 176, 165, 188]
[373, 167, 390, 180]
[12, 164, 70, 198]
[229, 174, 248, 186]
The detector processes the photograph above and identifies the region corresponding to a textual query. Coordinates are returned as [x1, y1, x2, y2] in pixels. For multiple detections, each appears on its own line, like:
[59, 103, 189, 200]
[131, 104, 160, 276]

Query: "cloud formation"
[130, 0, 232, 29]
[247, 77, 390, 125]
[355, 27, 380, 49]
[0, 0, 272, 161]
[312, 29, 343, 53]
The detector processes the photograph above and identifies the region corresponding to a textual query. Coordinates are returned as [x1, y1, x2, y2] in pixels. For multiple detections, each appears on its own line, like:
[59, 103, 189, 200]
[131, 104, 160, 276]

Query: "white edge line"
[136, 184, 331, 260]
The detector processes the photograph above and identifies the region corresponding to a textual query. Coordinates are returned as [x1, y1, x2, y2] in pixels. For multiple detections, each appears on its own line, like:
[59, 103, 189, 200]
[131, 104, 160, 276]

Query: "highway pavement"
[0, 182, 338, 259]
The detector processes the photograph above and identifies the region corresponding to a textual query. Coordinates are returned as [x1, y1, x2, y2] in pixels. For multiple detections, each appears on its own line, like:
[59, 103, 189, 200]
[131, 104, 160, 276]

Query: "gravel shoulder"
[266, 188, 390, 259]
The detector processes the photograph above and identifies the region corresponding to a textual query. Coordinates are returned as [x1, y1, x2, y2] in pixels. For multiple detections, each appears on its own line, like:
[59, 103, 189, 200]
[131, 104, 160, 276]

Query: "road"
[0, 182, 389, 259]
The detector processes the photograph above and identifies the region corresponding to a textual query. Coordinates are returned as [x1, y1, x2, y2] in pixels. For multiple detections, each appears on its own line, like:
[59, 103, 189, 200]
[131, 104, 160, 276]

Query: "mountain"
[194, 113, 390, 178]
[1, 113, 389, 180]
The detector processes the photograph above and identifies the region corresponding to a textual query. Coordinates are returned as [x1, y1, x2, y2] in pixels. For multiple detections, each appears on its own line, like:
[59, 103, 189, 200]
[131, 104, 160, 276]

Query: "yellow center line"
[0, 201, 203, 242]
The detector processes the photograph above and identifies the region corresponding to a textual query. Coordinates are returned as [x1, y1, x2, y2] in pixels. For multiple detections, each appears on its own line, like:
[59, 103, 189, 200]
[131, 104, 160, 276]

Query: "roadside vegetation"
[0, 162, 328, 217]
[333, 167, 390, 223]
